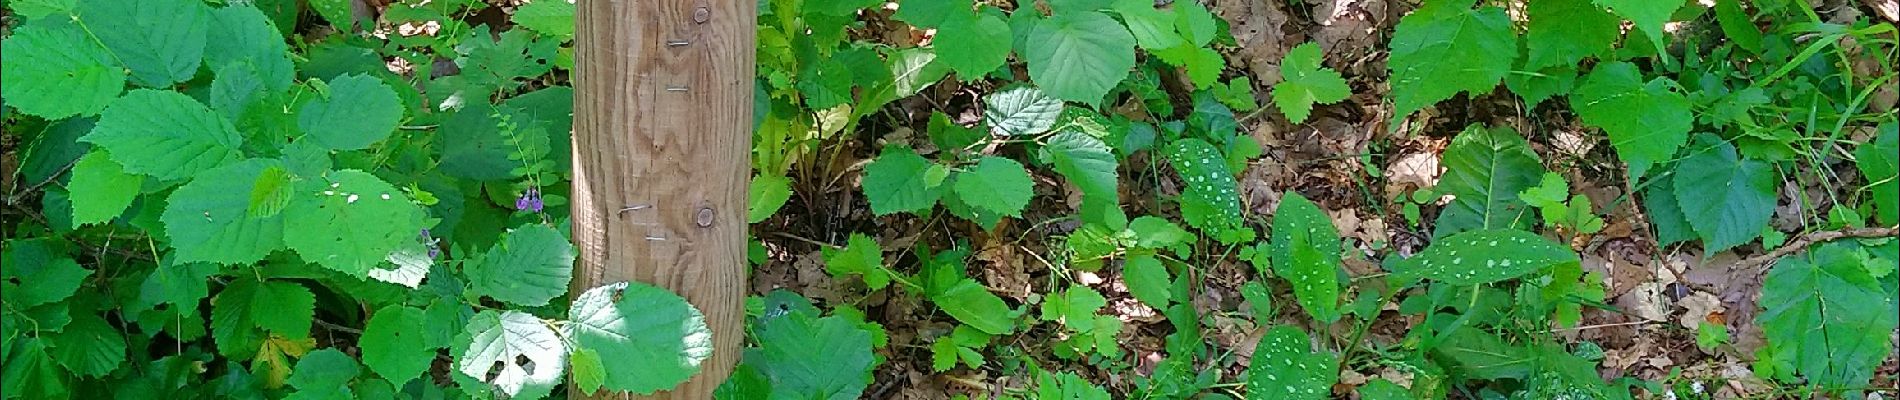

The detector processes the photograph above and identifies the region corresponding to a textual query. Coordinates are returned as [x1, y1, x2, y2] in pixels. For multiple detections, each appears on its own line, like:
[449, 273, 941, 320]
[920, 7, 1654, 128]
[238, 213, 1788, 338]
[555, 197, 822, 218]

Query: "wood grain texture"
[570, 0, 752, 397]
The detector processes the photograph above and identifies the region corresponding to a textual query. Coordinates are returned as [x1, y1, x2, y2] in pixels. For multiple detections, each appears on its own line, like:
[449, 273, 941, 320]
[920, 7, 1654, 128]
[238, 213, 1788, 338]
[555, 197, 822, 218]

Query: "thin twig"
[1548, 319, 1662, 333]
[1744, 226, 1899, 273]
[314, 318, 363, 335]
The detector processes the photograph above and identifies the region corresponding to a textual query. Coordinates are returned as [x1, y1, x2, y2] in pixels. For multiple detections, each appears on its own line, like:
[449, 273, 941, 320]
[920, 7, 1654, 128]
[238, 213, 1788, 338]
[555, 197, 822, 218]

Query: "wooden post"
[570, 0, 751, 397]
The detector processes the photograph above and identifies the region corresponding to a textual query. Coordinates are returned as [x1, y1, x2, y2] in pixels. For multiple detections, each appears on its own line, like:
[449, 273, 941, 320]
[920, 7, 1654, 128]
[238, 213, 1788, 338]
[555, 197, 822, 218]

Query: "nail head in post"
[693, 6, 710, 24]
[695, 207, 715, 227]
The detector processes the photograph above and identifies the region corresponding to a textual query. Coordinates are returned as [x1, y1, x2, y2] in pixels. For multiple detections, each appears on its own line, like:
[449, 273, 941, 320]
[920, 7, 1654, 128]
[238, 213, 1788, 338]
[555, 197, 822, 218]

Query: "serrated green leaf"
[1524, 0, 1619, 70]
[1758, 242, 1897, 390]
[936, 8, 1013, 81]
[749, 174, 793, 223]
[0, 253, 88, 309]
[1129, 216, 1192, 249]
[283, 170, 428, 276]
[1168, 139, 1252, 245]
[568, 281, 714, 394]
[954, 157, 1035, 217]
[1040, 285, 1108, 332]
[1271, 43, 1350, 124]
[930, 112, 987, 151]
[44, 314, 124, 378]
[1644, 172, 1698, 245]
[1388, 1, 1516, 120]
[438, 103, 523, 181]
[0, 21, 124, 119]
[9, 0, 75, 19]
[466, 223, 575, 307]
[251, 281, 316, 340]
[1245, 326, 1336, 400]
[1173, 0, 1218, 47]
[78, 0, 210, 87]
[458, 310, 565, 398]
[860, 48, 949, 114]
[1433, 125, 1544, 238]
[512, 0, 575, 40]
[1572, 62, 1692, 179]
[1393, 229, 1579, 285]
[1269, 192, 1342, 323]
[211, 278, 316, 359]
[1504, 65, 1578, 107]
[1154, 43, 1225, 88]
[81, 90, 244, 181]
[570, 348, 607, 394]
[931, 278, 1017, 335]
[895, 0, 961, 28]
[1, 339, 69, 400]
[162, 159, 288, 265]
[1113, 0, 1182, 51]
[1856, 123, 1898, 226]
[1036, 370, 1112, 400]
[1358, 379, 1413, 400]
[862, 146, 942, 216]
[1124, 254, 1172, 308]
[824, 233, 890, 290]
[1593, 0, 1684, 58]
[453, 26, 557, 96]
[68, 150, 143, 225]
[299, 74, 403, 150]
[984, 86, 1066, 137]
[247, 165, 293, 218]
[134, 261, 217, 315]
[1674, 135, 1777, 252]
[1042, 130, 1121, 219]
[1023, 11, 1136, 104]
[289, 349, 358, 393]
[747, 312, 877, 400]
[361, 305, 433, 386]
[206, 5, 295, 93]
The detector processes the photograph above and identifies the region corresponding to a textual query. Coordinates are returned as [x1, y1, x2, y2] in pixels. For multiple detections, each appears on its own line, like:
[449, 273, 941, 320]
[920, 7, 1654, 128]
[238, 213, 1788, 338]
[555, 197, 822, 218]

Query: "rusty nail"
[696, 207, 715, 227]
[693, 6, 709, 24]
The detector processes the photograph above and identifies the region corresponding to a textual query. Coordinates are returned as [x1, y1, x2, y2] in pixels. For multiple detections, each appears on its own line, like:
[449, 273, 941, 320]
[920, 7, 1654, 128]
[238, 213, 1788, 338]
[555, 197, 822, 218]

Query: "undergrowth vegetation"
[1, 0, 1896, 399]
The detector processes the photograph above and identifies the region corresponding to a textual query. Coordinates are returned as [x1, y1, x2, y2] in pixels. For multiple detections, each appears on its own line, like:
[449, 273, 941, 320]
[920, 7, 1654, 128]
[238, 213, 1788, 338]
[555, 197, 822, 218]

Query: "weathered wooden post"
[570, 0, 752, 397]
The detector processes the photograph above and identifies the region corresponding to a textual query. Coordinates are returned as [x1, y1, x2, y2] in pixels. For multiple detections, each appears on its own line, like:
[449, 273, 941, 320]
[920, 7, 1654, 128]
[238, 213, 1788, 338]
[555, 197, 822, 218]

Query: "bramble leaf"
[1572, 62, 1692, 179]
[1673, 135, 1777, 252]
[1758, 242, 1898, 390]
[1271, 43, 1350, 124]
[1388, 1, 1516, 120]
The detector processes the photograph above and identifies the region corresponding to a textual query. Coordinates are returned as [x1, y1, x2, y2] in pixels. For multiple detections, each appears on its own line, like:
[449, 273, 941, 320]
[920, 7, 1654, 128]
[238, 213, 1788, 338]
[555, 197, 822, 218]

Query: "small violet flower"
[515, 187, 544, 213]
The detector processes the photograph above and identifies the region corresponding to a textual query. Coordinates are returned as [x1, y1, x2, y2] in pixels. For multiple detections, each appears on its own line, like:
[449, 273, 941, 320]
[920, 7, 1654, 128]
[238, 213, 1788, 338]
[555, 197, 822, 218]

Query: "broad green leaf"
[1572, 62, 1692, 179]
[953, 157, 1036, 217]
[1269, 192, 1342, 323]
[1674, 136, 1777, 252]
[862, 146, 943, 215]
[1758, 242, 1897, 390]
[931, 278, 1017, 335]
[1594, 0, 1683, 58]
[1154, 42, 1225, 88]
[438, 103, 526, 181]
[749, 174, 794, 223]
[251, 281, 317, 340]
[1168, 139, 1252, 245]
[466, 223, 576, 307]
[1023, 11, 1136, 104]
[1245, 326, 1336, 400]
[859, 48, 950, 114]
[570, 348, 607, 394]
[248, 165, 294, 218]
[747, 312, 877, 400]
[361, 305, 433, 386]
[936, 9, 1012, 81]
[44, 314, 125, 378]
[1049, 0, 1113, 13]
[1643, 172, 1698, 245]
[1113, 0, 1182, 51]
[1, 340, 69, 400]
[1433, 327, 1533, 380]
[458, 310, 565, 398]
[1358, 379, 1413, 400]
[1433, 125, 1544, 238]
[512, 0, 575, 40]
[162, 159, 288, 265]
[299, 74, 403, 150]
[1036, 370, 1113, 400]
[1173, 0, 1218, 47]
[1857, 123, 1898, 226]
[1524, 0, 1619, 70]
[367, 242, 432, 288]
[1040, 285, 1108, 332]
[288, 349, 358, 393]
[212, 278, 316, 358]
[1041, 131, 1120, 209]
[824, 233, 890, 290]
[453, 26, 558, 97]
[9, 0, 74, 19]
[0, 253, 89, 310]
[283, 170, 428, 276]
[797, 56, 855, 110]
[1129, 216, 1192, 249]
[1504, 65, 1578, 107]
[68, 150, 143, 225]
[206, 5, 295, 93]
[78, 0, 211, 87]
[984, 86, 1065, 137]
[212, 63, 270, 125]
[1271, 43, 1350, 124]
[1713, 0, 1762, 54]
[81, 90, 244, 181]
[1393, 229, 1579, 285]
[0, 21, 123, 119]
[133, 261, 217, 315]
[895, 0, 962, 28]
[568, 281, 713, 394]
[1124, 254, 1172, 307]
[1388, 1, 1516, 120]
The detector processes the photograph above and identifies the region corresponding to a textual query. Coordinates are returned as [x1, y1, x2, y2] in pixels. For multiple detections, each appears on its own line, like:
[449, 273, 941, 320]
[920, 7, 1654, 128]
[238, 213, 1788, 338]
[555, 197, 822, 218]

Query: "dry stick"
[1743, 225, 1899, 274]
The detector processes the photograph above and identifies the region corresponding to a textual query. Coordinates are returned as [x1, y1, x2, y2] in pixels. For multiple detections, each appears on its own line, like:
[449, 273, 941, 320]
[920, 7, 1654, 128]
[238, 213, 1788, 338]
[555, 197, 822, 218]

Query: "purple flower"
[515, 188, 544, 213]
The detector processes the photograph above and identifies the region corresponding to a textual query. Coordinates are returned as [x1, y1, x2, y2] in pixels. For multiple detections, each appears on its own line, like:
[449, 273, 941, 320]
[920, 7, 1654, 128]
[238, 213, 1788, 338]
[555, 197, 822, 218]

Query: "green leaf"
[930, 278, 1017, 335]
[1674, 136, 1777, 252]
[44, 314, 125, 378]
[1040, 285, 1108, 332]
[1172, 0, 1218, 47]
[8, 0, 75, 19]
[1036, 370, 1112, 400]
[1388, 1, 1517, 120]
[568, 281, 714, 394]
[78, 0, 211, 87]
[1593, 0, 1684, 58]
[81, 90, 245, 181]
[1129, 216, 1192, 249]
[162, 159, 289, 265]
[1432, 125, 1544, 238]
[895, 0, 961, 28]
[466, 223, 576, 307]
[299, 74, 403, 150]
[361, 305, 434, 386]
[1168, 139, 1253, 245]
[824, 233, 890, 290]
[984, 85, 1066, 137]
[1712, 0, 1762, 54]
[749, 174, 794, 223]
[458, 310, 565, 398]
[452, 26, 557, 96]
[747, 312, 877, 400]
[1504, 65, 1578, 107]
[1124, 254, 1173, 308]
[1269, 192, 1343, 323]
[863, 146, 942, 216]
[212, 278, 316, 358]
[1244, 326, 1336, 400]
[1271, 42, 1350, 124]
[1358, 379, 1414, 400]
[570, 348, 607, 394]
[1758, 242, 1897, 390]
[283, 170, 428, 276]
[1023, 11, 1136, 104]
[1112, 0, 1182, 51]
[1433, 328, 1532, 380]
[1643, 172, 1698, 245]
[1572, 62, 1693, 179]
[1042, 131, 1120, 210]
[0, 252, 87, 309]
[68, 150, 143, 225]
[1, 340, 70, 400]
[935, 8, 1013, 81]
[1523, 0, 1619, 70]
[859, 48, 950, 114]
[251, 281, 317, 339]
[953, 157, 1036, 217]
[1393, 229, 1579, 285]
[438, 103, 523, 181]
[205, 5, 295, 93]
[512, 0, 575, 40]
[248, 165, 294, 218]
[0, 21, 124, 119]
[1856, 123, 1898, 226]
[289, 349, 359, 393]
